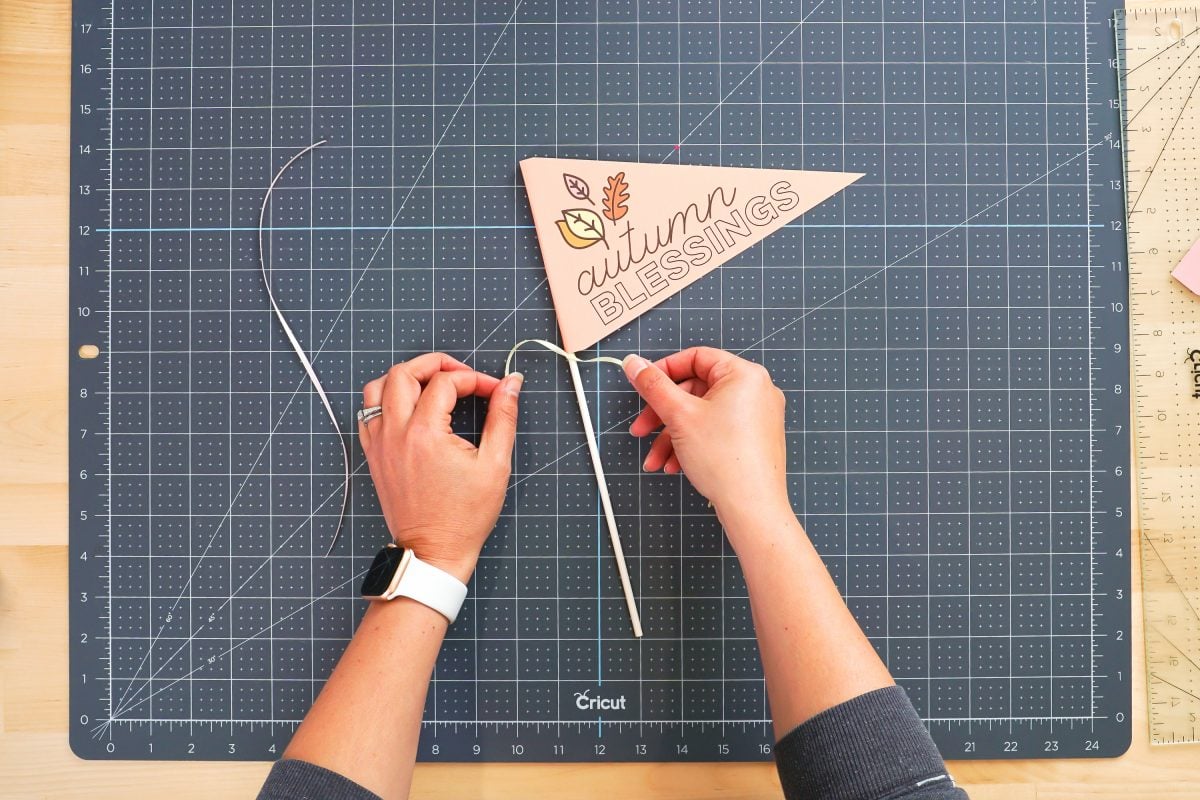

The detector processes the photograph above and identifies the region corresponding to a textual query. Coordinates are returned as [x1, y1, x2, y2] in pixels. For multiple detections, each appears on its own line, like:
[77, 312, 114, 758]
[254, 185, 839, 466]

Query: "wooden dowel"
[566, 356, 644, 638]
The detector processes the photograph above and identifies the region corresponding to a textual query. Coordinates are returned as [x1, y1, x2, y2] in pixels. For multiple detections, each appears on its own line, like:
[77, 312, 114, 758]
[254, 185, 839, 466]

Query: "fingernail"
[506, 372, 524, 394]
[624, 354, 649, 380]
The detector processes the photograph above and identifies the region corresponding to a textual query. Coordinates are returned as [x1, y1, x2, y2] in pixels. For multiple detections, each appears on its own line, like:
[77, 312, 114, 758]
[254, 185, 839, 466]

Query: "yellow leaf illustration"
[556, 208, 606, 249]
[556, 219, 601, 249]
[562, 208, 605, 239]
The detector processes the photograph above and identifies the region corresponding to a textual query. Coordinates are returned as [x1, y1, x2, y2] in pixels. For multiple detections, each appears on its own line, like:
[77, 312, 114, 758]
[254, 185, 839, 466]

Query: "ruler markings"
[1121, 3, 1200, 746]
[69, 0, 1132, 761]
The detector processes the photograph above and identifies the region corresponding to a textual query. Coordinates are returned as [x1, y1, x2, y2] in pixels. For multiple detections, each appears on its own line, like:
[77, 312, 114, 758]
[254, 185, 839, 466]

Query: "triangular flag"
[1173, 234, 1200, 297]
[520, 157, 863, 352]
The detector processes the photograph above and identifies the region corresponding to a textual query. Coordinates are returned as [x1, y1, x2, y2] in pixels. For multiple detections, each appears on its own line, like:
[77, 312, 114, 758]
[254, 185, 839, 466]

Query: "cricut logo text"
[574, 690, 627, 711]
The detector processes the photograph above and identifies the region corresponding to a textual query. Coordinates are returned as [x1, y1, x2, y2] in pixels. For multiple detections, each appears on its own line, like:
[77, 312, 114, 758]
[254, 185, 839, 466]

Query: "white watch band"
[387, 552, 468, 624]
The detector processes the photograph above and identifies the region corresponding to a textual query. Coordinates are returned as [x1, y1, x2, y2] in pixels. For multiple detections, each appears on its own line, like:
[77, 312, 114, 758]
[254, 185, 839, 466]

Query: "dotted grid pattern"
[69, 0, 1131, 761]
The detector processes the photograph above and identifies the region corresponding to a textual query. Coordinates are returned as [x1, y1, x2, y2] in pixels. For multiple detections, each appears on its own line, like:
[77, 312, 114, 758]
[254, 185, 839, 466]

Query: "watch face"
[361, 545, 407, 598]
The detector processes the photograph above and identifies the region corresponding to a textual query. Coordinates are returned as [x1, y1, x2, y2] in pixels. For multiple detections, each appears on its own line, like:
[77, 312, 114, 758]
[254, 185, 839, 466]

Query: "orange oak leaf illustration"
[602, 172, 630, 222]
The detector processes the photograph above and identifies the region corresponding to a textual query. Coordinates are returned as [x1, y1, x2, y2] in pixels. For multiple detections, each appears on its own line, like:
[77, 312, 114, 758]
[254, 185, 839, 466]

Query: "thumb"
[480, 372, 523, 460]
[624, 355, 694, 425]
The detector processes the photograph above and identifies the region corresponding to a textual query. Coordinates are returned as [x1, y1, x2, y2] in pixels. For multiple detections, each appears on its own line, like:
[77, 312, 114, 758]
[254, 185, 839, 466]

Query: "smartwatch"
[360, 543, 469, 624]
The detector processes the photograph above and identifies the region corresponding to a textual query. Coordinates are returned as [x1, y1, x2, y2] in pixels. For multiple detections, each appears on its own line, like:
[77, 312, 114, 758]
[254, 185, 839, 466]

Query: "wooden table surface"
[1, 1, 1197, 797]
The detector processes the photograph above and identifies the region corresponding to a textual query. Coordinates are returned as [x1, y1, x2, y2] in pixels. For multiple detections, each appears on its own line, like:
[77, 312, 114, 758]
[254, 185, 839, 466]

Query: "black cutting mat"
[69, 0, 1132, 761]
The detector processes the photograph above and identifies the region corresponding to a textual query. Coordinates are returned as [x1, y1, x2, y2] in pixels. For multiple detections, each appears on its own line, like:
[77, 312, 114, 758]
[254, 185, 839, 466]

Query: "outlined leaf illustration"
[563, 173, 594, 205]
[556, 208, 606, 248]
[602, 172, 630, 222]
[555, 220, 601, 249]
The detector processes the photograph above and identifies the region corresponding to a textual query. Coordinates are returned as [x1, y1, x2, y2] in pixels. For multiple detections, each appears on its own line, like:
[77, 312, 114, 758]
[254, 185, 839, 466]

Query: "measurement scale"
[1119, 3, 1200, 746]
[67, 0, 1133, 760]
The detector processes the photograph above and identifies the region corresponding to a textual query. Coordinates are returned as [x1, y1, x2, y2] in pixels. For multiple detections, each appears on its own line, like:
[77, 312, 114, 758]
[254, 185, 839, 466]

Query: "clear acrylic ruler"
[1119, 3, 1200, 746]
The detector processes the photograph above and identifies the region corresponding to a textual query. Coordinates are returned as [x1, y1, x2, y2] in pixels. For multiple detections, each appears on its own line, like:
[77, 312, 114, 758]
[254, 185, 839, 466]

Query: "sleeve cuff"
[773, 685, 956, 800]
[257, 758, 382, 800]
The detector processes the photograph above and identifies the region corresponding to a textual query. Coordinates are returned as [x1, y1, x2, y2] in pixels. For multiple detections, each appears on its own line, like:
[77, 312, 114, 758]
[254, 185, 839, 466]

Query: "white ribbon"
[258, 140, 351, 556]
[258, 151, 632, 564]
[504, 338, 625, 376]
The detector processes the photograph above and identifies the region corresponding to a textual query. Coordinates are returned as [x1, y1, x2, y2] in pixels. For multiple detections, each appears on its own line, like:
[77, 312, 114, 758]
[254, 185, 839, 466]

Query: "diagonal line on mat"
[460, 0, 829, 367]
[109, 457, 373, 719]
[100, 568, 370, 730]
[506, 138, 1107, 491]
[107, 2, 526, 720]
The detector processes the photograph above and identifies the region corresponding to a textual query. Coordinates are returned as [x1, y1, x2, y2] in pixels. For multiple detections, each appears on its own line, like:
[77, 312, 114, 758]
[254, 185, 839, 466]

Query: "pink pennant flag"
[520, 157, 864, 352]
[1173, 234, 1200, 297]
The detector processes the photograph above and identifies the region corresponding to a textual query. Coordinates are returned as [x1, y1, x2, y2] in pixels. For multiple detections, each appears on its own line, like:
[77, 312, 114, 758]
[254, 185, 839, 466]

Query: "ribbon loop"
[504, 338, 626, 376]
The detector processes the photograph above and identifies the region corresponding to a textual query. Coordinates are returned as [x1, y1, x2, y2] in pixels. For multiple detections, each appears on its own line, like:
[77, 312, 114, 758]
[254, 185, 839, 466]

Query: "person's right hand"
[623, 347, 791, 535]
[359, 353, 522, 583]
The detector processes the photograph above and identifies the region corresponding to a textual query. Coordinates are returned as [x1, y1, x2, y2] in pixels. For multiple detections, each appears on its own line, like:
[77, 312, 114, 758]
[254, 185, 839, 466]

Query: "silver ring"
[357, 405, 383, 425]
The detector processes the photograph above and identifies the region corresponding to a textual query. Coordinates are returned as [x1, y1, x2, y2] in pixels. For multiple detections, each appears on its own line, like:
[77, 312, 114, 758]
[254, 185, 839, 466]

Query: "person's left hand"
[359, 353, 523, 583]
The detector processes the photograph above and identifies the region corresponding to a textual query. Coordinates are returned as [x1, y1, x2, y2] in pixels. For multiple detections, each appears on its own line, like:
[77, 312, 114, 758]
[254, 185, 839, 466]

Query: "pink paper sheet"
[1173, 235, 1200, 296]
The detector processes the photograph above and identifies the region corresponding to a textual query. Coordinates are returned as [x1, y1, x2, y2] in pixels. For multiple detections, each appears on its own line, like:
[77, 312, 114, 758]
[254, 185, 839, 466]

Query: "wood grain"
[0, 0, 1196, 796]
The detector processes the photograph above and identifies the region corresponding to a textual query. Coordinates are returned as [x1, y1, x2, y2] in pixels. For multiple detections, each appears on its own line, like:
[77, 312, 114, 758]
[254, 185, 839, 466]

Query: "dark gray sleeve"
[257, 758, 382, 800]
[773, 685, 969, 800]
